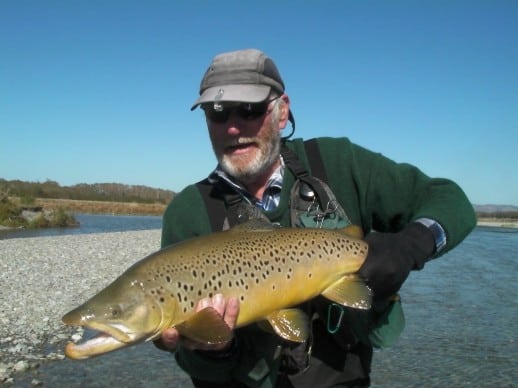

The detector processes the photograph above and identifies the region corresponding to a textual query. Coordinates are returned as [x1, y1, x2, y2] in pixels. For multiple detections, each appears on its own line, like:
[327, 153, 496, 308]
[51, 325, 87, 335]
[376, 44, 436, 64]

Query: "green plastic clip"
[327, 303, 345, 334]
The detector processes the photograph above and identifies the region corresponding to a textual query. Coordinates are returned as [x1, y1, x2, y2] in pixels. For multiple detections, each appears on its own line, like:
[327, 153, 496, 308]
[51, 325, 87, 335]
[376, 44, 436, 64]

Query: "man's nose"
[225, 114, 242, 136]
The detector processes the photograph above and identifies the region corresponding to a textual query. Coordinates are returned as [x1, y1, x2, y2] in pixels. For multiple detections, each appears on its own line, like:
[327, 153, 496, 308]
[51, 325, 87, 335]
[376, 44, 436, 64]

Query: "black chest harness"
[195, 139, 351, 232]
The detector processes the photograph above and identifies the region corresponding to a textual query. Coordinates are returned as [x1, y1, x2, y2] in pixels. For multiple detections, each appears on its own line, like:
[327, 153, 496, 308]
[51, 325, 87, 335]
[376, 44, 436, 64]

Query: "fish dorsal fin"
[321, 275, 372, 310]
[265, 309, 309, 343]
[340, 225, 364, 239]
[230, 218, 278, 233]
[174, 307, 233, 344]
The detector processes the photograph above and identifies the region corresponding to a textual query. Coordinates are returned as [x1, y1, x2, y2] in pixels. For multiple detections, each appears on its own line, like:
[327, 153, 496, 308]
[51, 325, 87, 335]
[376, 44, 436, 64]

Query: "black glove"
[359, 222, 436, 301]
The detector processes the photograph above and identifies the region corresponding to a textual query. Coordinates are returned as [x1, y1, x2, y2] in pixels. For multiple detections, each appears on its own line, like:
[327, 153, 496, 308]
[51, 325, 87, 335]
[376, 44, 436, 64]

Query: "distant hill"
[0, 179, 175, 204]
[473, 204, 518, 213]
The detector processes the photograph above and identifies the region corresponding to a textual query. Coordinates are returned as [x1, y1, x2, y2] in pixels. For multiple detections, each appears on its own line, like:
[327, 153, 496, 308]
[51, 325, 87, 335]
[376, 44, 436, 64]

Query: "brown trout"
[62, 220, 371, 359]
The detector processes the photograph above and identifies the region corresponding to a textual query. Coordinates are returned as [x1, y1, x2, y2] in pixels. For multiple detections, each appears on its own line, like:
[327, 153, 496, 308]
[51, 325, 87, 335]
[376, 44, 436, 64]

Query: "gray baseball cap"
[191, 49, 286, 110]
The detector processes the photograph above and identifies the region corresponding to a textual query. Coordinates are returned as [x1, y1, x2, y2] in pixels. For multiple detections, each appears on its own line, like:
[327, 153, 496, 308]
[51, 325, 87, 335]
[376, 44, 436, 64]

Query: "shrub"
[29, 214, 49, 228]
[20, 196, 35, 205]
[51, 207, 77, 227]
[0, 197, 25, 227]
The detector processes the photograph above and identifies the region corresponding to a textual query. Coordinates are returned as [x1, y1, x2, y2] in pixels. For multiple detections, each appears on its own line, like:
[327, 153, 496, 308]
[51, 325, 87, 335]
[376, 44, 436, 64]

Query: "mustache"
[223, 137, 257, 148]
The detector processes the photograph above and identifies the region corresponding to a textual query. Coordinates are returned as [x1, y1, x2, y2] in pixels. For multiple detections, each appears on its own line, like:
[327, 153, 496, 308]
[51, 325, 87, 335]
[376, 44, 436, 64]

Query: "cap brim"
[191, 84, 271, 110]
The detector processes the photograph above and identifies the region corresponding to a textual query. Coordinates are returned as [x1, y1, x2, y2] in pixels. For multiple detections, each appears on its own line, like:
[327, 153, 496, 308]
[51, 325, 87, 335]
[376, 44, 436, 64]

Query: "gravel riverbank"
[0, 230, 162, 384]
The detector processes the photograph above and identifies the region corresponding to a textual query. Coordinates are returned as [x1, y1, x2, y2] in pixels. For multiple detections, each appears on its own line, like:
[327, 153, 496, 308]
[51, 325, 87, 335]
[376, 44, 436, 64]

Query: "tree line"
[0, 179, 175, 204]
[476, 211, 518, 219]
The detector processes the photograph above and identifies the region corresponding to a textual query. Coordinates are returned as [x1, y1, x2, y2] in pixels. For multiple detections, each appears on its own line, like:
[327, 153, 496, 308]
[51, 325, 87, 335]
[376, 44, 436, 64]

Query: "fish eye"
[108, 304, 122, 319]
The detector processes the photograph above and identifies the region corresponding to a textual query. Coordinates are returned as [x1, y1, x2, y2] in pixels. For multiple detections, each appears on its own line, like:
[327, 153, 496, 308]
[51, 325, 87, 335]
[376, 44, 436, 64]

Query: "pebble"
[12, 360, 30, 373]
[0, 230, 161, 384]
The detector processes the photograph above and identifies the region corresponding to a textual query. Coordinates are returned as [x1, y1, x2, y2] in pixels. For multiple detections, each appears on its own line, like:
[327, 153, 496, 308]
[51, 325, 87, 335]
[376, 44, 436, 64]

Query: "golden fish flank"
[62, 220, 371, 360]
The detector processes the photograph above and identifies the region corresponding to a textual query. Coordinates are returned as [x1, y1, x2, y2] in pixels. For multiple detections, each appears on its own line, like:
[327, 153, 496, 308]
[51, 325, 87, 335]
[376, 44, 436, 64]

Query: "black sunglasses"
[202, 97, 278, 123]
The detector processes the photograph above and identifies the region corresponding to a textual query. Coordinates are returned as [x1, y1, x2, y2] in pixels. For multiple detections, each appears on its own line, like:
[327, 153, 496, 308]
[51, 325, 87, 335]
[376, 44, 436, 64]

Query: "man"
[156, 48, 476, 387]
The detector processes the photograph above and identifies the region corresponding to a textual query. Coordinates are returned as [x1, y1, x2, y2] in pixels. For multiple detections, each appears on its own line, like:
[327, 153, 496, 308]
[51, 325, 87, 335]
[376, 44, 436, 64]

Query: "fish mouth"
[64, 322, 146, 360]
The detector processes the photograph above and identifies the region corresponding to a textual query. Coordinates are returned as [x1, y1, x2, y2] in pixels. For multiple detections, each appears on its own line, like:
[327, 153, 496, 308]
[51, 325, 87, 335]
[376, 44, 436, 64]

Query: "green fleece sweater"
[160, 137, 476, 387]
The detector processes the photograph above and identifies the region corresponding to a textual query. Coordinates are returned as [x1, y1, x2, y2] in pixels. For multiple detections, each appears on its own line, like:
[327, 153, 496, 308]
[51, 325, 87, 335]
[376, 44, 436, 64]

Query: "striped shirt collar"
[208, 158, 284, 211]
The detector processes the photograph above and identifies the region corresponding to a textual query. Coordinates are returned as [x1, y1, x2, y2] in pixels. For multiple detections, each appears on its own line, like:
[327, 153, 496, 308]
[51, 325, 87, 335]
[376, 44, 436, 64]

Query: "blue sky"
[1, 1, 517, 205]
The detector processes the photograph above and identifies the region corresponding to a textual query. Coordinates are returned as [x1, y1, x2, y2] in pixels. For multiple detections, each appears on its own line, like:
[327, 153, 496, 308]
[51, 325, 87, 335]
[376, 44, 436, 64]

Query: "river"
[0, 213, 163, 240]
[6, 218, 517, 387]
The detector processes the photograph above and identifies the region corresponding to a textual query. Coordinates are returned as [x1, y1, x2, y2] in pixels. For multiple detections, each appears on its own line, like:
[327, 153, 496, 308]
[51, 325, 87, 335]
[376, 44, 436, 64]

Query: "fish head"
[62, 274, 178, 359]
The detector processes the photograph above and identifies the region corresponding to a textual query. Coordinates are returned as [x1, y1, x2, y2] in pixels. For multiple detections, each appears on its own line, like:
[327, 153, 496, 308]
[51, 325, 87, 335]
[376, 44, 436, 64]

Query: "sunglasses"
[202, 97, 278, 123]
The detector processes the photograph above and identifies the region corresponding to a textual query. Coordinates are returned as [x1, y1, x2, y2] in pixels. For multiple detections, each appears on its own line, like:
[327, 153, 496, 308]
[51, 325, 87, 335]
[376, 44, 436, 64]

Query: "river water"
[6, 219, 518, 387]
[0, 213, 163, 240]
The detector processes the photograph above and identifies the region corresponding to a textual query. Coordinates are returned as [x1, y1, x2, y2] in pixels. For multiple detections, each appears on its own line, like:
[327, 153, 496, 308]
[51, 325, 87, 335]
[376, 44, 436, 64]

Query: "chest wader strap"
[195, 179, 228, 232]
[281, 142, 333, 213]
[195, 179, 244, 232]
[196, 179, 266, 232]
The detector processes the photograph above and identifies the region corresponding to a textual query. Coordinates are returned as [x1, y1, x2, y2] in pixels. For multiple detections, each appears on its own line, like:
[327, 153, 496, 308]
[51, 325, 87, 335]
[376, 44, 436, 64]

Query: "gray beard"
[218, 135, 281, 184]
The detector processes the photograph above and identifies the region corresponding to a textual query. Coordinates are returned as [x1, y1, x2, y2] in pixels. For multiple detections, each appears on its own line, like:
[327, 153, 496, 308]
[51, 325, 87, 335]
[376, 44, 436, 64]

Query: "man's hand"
[359, 222, 436, 300]
[155, 294, 240, 352]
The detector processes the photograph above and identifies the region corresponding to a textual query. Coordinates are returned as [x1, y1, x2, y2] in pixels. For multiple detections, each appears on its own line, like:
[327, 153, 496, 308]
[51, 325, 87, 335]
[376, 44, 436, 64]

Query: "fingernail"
[199, 298, 210, 309]
[213, 293, 224, 306]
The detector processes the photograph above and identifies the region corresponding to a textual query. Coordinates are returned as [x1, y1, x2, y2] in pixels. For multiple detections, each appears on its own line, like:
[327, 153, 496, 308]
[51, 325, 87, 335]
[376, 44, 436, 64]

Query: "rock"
[45, 352, 65, 361]
[12, 360, 30, 373]
[71, 332, 83, 342]
[0, 362, 11, 382]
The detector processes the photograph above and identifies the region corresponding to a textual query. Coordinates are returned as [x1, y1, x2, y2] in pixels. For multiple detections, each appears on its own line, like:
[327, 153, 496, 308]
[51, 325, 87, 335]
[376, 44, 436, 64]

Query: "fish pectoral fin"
[175, 307, 233, 345]
[265, 309, 309, 343]
[321, 275, 372, 310]
[340, 225, 364, 239]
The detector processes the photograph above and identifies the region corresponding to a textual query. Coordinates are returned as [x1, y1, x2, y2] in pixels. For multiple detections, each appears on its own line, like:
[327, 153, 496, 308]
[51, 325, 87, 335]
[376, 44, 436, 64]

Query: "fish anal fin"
[175, 307, 233, 344]
[321, 275, 372, 310]
[265, 309, 309, 343]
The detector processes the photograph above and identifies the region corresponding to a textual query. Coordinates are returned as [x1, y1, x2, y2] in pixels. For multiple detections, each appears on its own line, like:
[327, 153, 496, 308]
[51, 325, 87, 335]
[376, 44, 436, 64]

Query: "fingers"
[182, 294, 239, 351]
[196, 294, 225, 314]
[155, 327, 180, 351]
[156, 294, 239, 353]
[223, 297, 240, 330]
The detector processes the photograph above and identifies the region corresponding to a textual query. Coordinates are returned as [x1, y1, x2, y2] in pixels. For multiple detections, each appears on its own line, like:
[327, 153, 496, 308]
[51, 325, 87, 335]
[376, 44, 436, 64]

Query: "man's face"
[204, 98, 286, 184]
